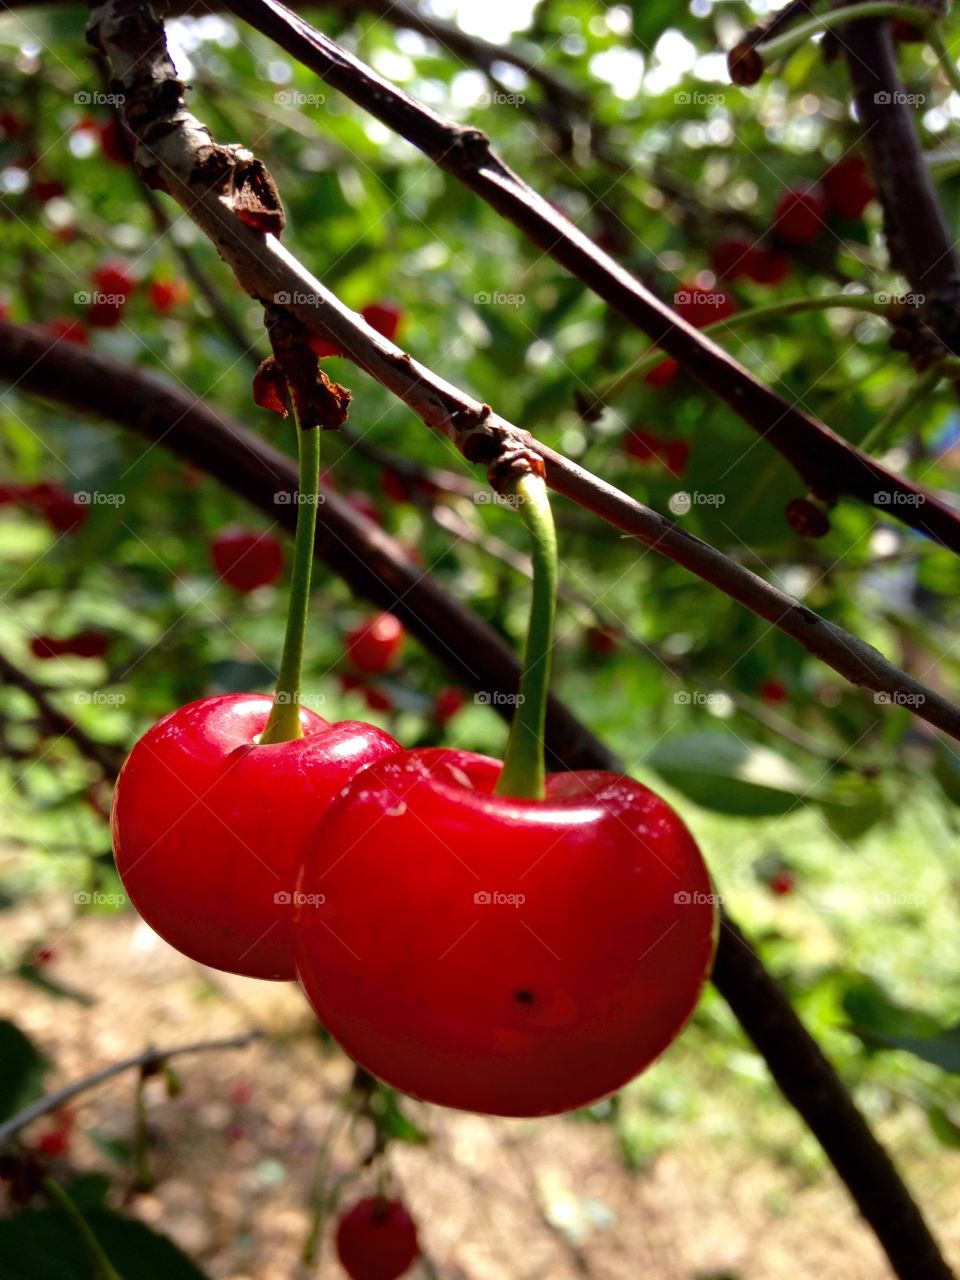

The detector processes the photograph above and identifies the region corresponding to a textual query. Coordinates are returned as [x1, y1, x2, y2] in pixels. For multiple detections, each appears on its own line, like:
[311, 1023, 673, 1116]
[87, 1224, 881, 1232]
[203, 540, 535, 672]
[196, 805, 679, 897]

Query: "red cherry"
[675, 284, 735, 328]
[0, 483, 23, 505]
[211, 527, 284, 592]
[747, 246, 791, 285]
[335, 1197, 420, 1280]
[30, 635, 65, 660]
[822, 155, 874, 221]
[24, 484, 86, 533]
[149, 277, 189, 313]
[759, 678, 788, 706]
[0, 111, 23, 139]
[773, 186, 826, 245]
[97, 117, 134, 166]
[709, 237, 755, 282]
[380, 469, 413, 504]
[665, 440, 691, 478]
[294, 749, 717, 1116]
[34, 1130, 71, 1159]
[46, 317, 88, 346]
[111, 694, 399, 979]
[363, 685, 393, 713]
[434, 687, 465, 724]
[624, 427, 664, 464]
[62, 630, 109, 659]
[361, 302, 403, 344]
[307, 332, 343, 358]
[644, 358, 680, 388]
[769, 869, 796, 897]
[87, 299, 125, 329]
[346, 613, 404, 675]
[30, 179, 66, 204]
[92, 259, 135, 302]
[585, 625, 619, 657]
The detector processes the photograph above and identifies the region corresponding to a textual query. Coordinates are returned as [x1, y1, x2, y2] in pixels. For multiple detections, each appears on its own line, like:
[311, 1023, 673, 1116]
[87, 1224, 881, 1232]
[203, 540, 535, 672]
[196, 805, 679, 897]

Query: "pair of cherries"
[112, 690, 717, 1117]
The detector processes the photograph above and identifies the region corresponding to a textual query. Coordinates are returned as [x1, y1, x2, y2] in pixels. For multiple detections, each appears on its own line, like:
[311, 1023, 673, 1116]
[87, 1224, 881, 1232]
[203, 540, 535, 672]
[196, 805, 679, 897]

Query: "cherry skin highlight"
[294, 748, 717, 1116]
[111, 693, 399, 980]
[335, 1197, 419, 1280]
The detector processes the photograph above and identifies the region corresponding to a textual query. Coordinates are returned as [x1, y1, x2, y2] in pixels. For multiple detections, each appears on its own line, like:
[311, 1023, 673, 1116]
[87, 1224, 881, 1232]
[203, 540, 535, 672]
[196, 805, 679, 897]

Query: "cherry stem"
[260, 394, 321, 745]
[494, 472, 557, 800]
[43, 1177, 122, 1280]
[756, 3, 931, 65]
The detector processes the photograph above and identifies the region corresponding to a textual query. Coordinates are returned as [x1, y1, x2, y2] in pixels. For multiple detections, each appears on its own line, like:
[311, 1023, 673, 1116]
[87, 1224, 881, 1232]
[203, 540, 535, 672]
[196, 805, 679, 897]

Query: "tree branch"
[1, 322, 952, 1280]
[0, 649, 125, 776]
[208, 0, 960, 550]
[0, 1031, 263, 1147]
[842, 13, 960, 356]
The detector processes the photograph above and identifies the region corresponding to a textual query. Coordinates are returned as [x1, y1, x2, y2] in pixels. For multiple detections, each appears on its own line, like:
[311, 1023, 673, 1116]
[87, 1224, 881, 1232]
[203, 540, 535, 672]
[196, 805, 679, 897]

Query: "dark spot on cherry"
[515, 989, 535, 1005]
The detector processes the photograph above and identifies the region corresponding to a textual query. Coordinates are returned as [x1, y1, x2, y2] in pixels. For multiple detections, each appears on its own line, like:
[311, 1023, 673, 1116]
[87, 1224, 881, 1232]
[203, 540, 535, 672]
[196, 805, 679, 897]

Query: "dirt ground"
[1, 897, 956, 1280]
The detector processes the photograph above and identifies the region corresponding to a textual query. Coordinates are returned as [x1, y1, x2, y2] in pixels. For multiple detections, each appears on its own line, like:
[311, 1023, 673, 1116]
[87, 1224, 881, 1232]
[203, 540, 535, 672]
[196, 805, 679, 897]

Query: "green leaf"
[927, 1105, 960, 1149]
[852, 1024, 960, 1074]
[646, 732, 822, 816]
[933, 740, 960, 807]
[0, 1209, 210, 1280]
[0, 1020, 48, 1124]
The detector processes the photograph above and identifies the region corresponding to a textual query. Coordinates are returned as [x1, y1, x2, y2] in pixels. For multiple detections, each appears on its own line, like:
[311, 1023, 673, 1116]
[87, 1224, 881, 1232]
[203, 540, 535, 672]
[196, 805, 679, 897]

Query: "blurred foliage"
[1, 0, 960, 1260]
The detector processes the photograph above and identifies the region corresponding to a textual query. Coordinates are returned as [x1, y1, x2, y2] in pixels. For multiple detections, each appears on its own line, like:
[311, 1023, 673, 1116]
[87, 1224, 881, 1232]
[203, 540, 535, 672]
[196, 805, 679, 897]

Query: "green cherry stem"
[755, 4, 931, 66]
[494, 471, 558, 801]
[260, 394, 321, 745]
[43, 1178, 122, 1280]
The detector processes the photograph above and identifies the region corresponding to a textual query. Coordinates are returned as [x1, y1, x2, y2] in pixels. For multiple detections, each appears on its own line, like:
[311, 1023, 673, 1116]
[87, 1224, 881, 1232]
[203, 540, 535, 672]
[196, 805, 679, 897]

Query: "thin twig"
[0, 1031, 263, 1146]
